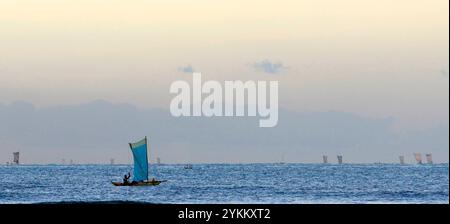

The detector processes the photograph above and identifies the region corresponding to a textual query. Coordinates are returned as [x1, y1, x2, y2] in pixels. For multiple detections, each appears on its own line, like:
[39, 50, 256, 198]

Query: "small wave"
[35, 200, 159, 205]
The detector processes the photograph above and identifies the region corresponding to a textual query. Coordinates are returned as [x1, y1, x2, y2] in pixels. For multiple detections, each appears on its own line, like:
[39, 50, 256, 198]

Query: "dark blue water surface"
[0, 164, 448, 204]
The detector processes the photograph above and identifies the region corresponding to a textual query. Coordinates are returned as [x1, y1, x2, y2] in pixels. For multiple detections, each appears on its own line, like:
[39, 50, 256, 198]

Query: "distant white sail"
[337, 155, 343, 164]
[157, 157, 161, 165]
[322, 155, 328, 164]
[426, 154, 433, 164]
[110, 158, 115, 165]
[414, 153, 422, 164]
[399, 156, 405, 165]
[13, 152, 19, 165]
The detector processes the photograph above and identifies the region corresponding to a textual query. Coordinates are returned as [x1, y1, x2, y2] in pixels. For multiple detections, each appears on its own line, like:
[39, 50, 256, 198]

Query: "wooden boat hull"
[112, 180, 166, 186]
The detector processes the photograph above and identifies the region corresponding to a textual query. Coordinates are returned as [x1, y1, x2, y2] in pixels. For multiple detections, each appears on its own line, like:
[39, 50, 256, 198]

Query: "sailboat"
[13, 152, 19, 165]
[337, 155, 343, 164]
[425, 154, 433, 165]
[112, 137, 166, 186]
[414, 153, 423, 165]
[322, 155, 328, 164]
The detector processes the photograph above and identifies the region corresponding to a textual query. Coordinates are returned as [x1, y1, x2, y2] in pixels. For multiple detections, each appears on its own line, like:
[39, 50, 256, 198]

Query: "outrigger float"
[112, 136, 166, 186]
[111, 179, 166, 186]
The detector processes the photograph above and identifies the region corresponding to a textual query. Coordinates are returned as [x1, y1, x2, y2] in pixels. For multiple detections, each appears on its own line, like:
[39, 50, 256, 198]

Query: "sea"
[0, 163, 448, 204]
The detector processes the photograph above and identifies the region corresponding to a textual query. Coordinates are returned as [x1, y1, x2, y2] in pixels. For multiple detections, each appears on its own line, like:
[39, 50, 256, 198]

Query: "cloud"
[177, 64, 194, 73]
[252, 60, 288, 74]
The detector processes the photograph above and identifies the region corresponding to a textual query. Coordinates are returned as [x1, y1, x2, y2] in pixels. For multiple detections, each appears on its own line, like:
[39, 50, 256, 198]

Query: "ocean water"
[0, 164, 448, 204]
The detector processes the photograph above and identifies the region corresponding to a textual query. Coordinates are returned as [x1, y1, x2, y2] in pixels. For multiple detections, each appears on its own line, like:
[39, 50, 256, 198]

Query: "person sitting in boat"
[123, 172, 131, 185]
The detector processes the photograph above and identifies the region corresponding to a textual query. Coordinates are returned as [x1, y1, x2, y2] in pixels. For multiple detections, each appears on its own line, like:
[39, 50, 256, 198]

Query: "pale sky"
[0, 0, 448, 132]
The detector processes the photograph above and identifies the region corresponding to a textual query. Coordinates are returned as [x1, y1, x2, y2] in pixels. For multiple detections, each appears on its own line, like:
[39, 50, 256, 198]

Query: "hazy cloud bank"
[0, 100, 448, 164]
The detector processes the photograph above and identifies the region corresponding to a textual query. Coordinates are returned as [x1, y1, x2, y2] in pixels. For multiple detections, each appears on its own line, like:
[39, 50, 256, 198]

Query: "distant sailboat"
[110, 158, 115, 165]
[425, 154, 433, 165]
[277, 154, 286, 165]
[112, 137, 166, 186]
[337, 155, 343, 164]
[156, 157, 161, 165]
[414, 153, 422, 164]
[12, 152, 19, 165]
[399, 156, 405, 165]
[322, 155, 328, 164]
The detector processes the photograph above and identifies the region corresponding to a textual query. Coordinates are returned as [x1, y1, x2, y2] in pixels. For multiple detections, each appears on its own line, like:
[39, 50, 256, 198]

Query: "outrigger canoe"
[112, 137, 167, 187]
[111, 180, 167, 186]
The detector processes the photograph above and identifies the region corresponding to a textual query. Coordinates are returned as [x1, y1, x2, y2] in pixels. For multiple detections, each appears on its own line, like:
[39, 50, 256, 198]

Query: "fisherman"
[123, 172, 131, 185]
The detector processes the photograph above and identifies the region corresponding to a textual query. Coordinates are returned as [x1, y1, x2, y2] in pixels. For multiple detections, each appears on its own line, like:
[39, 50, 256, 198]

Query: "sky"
[0, 0, 448, 163]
